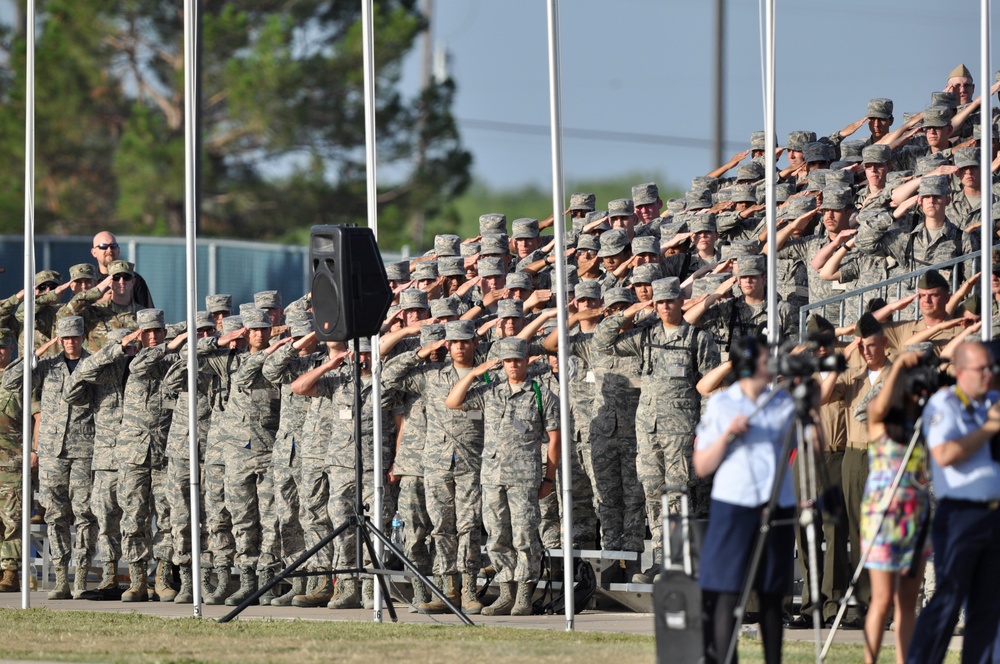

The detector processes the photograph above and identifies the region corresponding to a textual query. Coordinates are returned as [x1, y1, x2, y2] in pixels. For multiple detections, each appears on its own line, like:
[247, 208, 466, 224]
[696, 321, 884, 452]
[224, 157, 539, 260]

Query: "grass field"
[0, 609, 960, 663]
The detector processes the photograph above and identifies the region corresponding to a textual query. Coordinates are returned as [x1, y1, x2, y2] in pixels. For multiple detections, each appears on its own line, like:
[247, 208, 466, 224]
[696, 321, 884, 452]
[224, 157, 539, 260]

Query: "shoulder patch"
[929, 411, 944, 427]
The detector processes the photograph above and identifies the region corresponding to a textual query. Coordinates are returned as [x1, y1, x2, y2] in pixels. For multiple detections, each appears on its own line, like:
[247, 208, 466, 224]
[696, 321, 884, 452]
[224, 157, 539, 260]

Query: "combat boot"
[155, 560, 178, 602]
[200, 565, 214, 595]
[203, 566, 232, 605]
[121, 562, 149, 602]
[292, 575, 335, 608]
[622, 557, 642, 584]
[71, 558, 90, 599]
[409, 578, 431, 614]
[224, 567, 257, 606]
[632, 564, 659, 585]
[461, 573, 483, 615]
[327, 576, 361, 609]
[0, 568, 19, 592]
[173, 566, 194, 604]
[272, 575, 307, 606]
[47, 565, 71, 600]
[362, 577, 374, 610]
[97, 560, 118, 590]
[482, 581, 516, 616]
[418, 574, 460, 614]
[511, 581, 536, 616]
[257, 568, 276, 606]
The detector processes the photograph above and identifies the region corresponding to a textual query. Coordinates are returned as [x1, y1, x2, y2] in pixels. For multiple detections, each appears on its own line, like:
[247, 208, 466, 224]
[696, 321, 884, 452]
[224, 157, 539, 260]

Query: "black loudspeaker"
[310, 225, 393, 341]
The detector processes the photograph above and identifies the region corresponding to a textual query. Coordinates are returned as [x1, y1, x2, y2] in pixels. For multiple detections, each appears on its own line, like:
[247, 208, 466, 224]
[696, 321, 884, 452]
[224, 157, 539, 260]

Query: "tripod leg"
[799, 422, 824, 660]
[357, 520, 398, 623]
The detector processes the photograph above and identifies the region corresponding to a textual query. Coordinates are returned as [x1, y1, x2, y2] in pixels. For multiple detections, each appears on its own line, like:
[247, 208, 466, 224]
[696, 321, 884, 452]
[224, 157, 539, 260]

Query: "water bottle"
[390, 511, 405, 547]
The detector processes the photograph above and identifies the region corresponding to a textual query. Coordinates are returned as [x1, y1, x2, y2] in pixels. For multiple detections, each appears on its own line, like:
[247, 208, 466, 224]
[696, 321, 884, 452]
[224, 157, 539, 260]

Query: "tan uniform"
[882, 318, 962, 358]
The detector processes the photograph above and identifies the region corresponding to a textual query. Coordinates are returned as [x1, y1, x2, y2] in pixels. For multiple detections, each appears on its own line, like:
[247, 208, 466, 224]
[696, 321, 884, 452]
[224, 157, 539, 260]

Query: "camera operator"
[694, 334, 818, 664]
[906, 340, 1000, 664]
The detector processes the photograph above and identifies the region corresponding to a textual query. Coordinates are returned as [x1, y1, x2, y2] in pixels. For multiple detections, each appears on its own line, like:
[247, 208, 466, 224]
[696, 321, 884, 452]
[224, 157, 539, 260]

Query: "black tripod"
[221, 337, 473, 625]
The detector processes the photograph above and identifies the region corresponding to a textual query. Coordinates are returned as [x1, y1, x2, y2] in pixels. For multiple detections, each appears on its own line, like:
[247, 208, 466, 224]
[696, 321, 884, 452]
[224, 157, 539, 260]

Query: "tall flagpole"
[763, 0, 777, 344]
[360, 0, 385, 622]
[20, 0, 36, 611]
[981, 0, 993, 340]
[545, 0, 575, 630]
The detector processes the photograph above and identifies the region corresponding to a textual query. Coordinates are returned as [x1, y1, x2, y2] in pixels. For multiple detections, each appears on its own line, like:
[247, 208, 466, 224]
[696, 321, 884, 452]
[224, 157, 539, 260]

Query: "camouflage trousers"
[39, 456, 96, 567]
[590, 431, 645, 552]
[327, 465, 381, 578]
[223, 446, 279, 572]
[166, 456, 209, 567]
[537, 441, 563, 550]
[119, 461, 173, 564]
[567, 434, 600, 548]
[396, 475, 433, 573]
[482, 483, 542, 583]
[425, 467, 482, 576]
[90, 469, 122, 563]
[204, 462, 235, 568]
[299, 463, 334, 571]
[0, 469, 21, 571]
[272, 459, 305, 566]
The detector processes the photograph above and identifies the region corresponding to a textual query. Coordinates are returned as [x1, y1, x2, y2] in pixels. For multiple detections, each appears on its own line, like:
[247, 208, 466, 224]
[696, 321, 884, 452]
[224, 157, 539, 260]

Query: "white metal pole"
[981, 0, 993, 341]
[764, 0, 778, 344]
[183, 0, 203, 615]
[545, 0, 575, 630]
[20, 0, 36, 611]
[360, 0, 385, 623]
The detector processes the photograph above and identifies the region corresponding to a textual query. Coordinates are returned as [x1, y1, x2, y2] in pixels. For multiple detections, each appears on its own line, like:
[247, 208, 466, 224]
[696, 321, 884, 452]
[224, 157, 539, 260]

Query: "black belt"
[941, 497, 1000, 511]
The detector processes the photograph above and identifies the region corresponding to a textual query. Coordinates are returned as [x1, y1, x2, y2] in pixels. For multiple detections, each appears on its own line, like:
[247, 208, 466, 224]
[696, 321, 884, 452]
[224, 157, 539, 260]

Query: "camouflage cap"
[290, 318, 314, 338]
[861, 144, 891, 165]
[480, 233, 509, 256]
[576, 234, 600, 252]
[631, 183, 660, 206]
[108, 260, 134, 277]
[631, 262, 662, 284]
[608, 198, 635, 218]
[691, 176, 720, 192]
[651, 277, 681, 302]
[496, 298, 524, 319]
[385, 260, 411, 281]
[0, 328, 14, 346]
[825, 170, 855, 188]
[479, 213, 507, 235]
[445, 319, 476, 341]
[918, 174, 950, 197]
[786, 130, 817, 152]
[69, 263, 96, 282]
[505, 272, 533, 291]
[840, 140, 866, 164]
[221, 315, 244, 334]
[780, 195, 817, 221]
[495, 337, 528, 361]
[437, 256, 465, 278]
[430, 295, 461, 319]
[604, 287, 636, 307]
[56, 315, 84, 338]
[412, 261, 439, 282]
[254, 290, 282, 310]
[915, 152, 950, 176]
[830, 160, 851, 170]
[357, 337, 373, 353]
[34, 270, 61, 287]
[689, 213, 718, 234]
[136, 308, 165, 331]
[477, 256, 506, 278]
[399, 288, 429, 310]
[630, 235, 659, 256]
[806, 169, 829, 192]
[242, 308, 272, 329]
[584, 210, 610, 232]
[993, 201, 1000, 221]
[238, 303, 256, 317]
[720, 240, 759, 260]
[774, 182, 796, 203]
[736, 161, 764, 182]
[738, 254, 766, 277]
[930, 91, 958, 110]
[866, 98, 893, 119]
[433, 234, 461, 257]
[511, 217, 540, 240]
[802, 142, 830, 164]
[917, 270, 950, 291]
[460, 242, 480, 258]
[685, 189, 713, 211]
[715, 188, 732, 204]
[731, 183, 757, 203]
[750, 130, 766, 151]
[597, 229, 629, 258]
[107, 327, 131, 344]
[420, 323, 446, 345]
[569, 192, 596, 212]
[819, 187, 853, 211]
[922, 105, 952, 129]
[666, 198, 686, 214]
[574, 280, 601, 301]
[196, 311, 215, 330]
[953, 147, 980, 169]
[659, 220, 689, 244]
[206, 294, 232, 314]
[691, 274, 730, 298]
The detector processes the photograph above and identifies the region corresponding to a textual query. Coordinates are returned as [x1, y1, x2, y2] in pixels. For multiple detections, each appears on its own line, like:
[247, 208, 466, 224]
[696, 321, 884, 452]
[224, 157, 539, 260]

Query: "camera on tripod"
[768, 347, 847, 378]
[902, 350, 952, 401]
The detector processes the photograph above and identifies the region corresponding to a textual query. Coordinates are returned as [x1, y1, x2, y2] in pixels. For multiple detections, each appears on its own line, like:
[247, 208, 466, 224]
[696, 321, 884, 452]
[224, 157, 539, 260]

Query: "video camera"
[768, 347, 847, 378]
[903, 350, 952, 402]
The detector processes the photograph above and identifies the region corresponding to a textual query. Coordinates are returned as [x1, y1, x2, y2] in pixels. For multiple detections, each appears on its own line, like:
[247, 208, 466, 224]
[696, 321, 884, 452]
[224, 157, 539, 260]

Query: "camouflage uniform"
[698, 295, 798, 356]
[0, 291, 63, 358]
[779, 233, 851, 322]
[0, 366, 23, 574]
[297, 369, 337, 575]
[57, 289, 139, 353]
[593, 316, 719, 568]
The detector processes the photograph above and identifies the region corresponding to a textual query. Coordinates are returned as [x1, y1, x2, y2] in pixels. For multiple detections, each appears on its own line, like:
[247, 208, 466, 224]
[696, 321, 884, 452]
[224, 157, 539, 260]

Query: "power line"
[457, 117, 746, 151]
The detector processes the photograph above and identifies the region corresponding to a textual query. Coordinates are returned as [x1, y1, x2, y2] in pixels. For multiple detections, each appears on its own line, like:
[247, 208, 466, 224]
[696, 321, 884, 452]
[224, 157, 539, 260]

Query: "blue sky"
[398, 0, 1000, 191]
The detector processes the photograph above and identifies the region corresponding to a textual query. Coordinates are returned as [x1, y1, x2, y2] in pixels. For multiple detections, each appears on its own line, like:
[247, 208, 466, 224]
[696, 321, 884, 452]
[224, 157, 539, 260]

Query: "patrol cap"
[608, 198, 635, 218]
[238, 303, 256, 317]
[954, 147, 980, 169]
[385, 260, 411, 281]
[830, 161, 851, 171]
[137, 308, 165, 331]
[861, 144, 891, 165]
[915, 152, 949, 176]
[357, 337, 372, 353]
[904, 341, 935, 355]
[819, 187, 853, 211]
[840, 140, 866, 164]
[786, 130, 817, 152]
[106, 328, 131, 345]
[254, 290, 282, 310]
[399, 288, 429, 310]
[34, 270, 61, 288]
[420, 323, 446, 346]
[495, 337, 528, 361]
[685, 189, 713, 211]
[659, 220, 689, 243]
[445, 319, 476, 341]
[750, 130, 766, 151]
[922, 105, 952, 129]
[290, 318, 314, 338]
[780, 195, 817, 221]
[576, 234, 600, 252]
[574, 281, 601, 301]
[511, 218, 540, 239]
[689, 214, 718, 234]
[196, 311, 215, 330]
[0, 328, 14, 346]
[604, 287, 636, 307]
[866, 98, 894, 119]
[731, 183, 757, 203]
[630, 235, 659, 256]
[855, 312, 884, 339]
[806, 169, 829, 192]
[505, 272, 533, 292]
[631, 262, 662, 284]
[930, 91, 958, 110]
[736, 161, 764, 182]
[666, 198, 686, 214]
[69, 264, 96, 282]
[720, 240, 758, 260]
[56, 315, 84, 338]
[430, 296, 461, 319]
[108, 260, 134, 277]
[917, 174, 950, 197]
[569, 192, 596, 212]
[479, 213, 507, 235]
[774, 182, 796, 203]
[598, 229, 629, 258]
[802, 142, 830, 164]
[437, 256, 465, 278]
[651, 277, 681, 302]
[691, 176, 720, 193]
[583, 210, 610, 233]
[631, 183, 659, 206]
[412, 261, 439, 282]
[221, 315, 244, 334]
[434, 234, 461, 257]
[917, 270, 950, 291]
[496, 298, 524, 319]
[480, 234, 509, 256]
[806, 314, 837, 344]
[242, 308, 272, 329]
[460, 242, 479, 258]
[738, 254, 766, 277]
[477, 256, 506, 278]
[825, 170, 854, 188]
[206, 294, 232, 314]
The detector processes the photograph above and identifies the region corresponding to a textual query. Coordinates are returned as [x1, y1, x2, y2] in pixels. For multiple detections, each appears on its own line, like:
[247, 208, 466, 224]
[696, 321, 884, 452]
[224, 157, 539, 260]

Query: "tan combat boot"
[155, 560, 178, 602]
[47, 565, 71, 600]
[327, 576, 361, 609]
[482, 581, 516, 616]
[121, 562, 148, 602]
[97, 560, 118, 590]
[71, 558, 90, 599]
[461, 573, 483, 615]
[0, 568, 19, 592]
[409, 578, 431, 614]
[292, 575, 335, 608]
[511, 581, 536, 616]
[418, 574, 460, 614]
